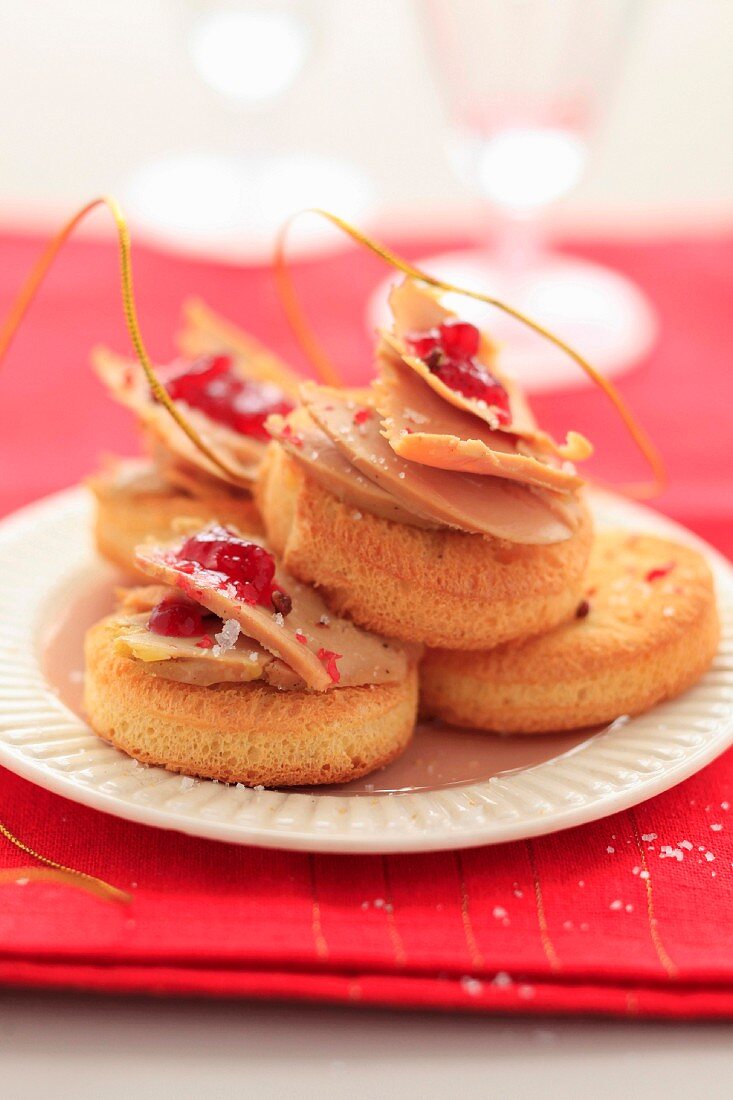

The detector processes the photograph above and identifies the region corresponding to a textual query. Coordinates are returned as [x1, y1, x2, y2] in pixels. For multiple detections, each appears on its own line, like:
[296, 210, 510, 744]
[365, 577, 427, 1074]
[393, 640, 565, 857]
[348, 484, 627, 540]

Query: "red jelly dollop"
[149, 595, 210, 637]
[406, 320, 511, 425]
[165, 354, 293, 440]
[176, 525, 278, 607]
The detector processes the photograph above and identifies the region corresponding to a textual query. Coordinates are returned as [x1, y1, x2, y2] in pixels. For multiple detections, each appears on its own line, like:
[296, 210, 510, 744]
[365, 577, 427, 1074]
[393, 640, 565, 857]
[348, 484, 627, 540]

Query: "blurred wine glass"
[123, 2, 374, 263]
[377, 0, 656, 391]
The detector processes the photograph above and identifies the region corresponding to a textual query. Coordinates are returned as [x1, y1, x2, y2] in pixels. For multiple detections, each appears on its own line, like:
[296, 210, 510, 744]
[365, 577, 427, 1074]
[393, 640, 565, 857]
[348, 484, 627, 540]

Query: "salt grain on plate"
[180, 776, 195, 790]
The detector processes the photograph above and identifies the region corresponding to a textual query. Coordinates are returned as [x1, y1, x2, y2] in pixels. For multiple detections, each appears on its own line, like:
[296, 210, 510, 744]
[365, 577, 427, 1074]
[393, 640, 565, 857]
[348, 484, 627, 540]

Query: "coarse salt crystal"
[711, 823, 723, 832]
[679, 840, 693, 850]
[640, 870, 650, 880]
[641, 833, 657, 842]
[705, 852, 715, 862]
[492, 971, 512, 988]
[607, 846, 615, 854]
[213, 618, 241, 657]
[722, 801, 730, 811]
[609, 899, 623, 911]
[273, 612, 284, 627]
[461, 976, 483, 997]
[180, 776, 196, 790]
[248, 651, 259, 663]
[493, 906, 507, 919]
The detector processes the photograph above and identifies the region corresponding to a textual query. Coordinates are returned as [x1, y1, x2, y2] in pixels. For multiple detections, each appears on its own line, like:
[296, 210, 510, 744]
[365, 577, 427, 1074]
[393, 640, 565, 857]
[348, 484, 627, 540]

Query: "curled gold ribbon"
[0, 195, 246, 483]
[0, 820, 130, 904]
[274, 208, 666, 498]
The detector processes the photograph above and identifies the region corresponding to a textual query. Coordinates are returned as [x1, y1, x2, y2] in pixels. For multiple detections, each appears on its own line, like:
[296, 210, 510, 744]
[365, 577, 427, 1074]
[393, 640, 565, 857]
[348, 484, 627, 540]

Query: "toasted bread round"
[256, 443, 594, 649]
[421, 531, 720, 733]
[89, 460, 262, 575]
[83, 615, 418, 786]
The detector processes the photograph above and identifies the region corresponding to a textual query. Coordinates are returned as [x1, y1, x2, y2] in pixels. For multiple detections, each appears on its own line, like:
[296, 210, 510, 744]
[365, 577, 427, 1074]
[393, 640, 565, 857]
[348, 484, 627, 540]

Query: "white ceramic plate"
[0, 486, 731, 853]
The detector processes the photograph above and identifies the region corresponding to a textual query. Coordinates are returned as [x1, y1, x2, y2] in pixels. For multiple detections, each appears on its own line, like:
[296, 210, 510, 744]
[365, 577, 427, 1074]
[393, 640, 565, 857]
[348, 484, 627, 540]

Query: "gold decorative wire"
[0, 195, 245, 483]
[274, 207, 666, 498]
[0, 820, 130, 904]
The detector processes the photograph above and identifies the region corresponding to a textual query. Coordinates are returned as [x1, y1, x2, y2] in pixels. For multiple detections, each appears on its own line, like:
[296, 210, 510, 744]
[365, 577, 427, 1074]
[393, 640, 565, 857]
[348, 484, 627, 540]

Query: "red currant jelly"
[165, 355, 293, 440]
[176, 525, 280, 607]
[317, 648, 342, 684]
[406, 320, 511, 425]
[149, 595, 210, 638]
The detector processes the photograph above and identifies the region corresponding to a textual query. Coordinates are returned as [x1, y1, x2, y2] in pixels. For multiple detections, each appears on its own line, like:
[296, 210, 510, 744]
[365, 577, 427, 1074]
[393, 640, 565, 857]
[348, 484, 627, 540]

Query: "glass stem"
[492, 209, 545, 278]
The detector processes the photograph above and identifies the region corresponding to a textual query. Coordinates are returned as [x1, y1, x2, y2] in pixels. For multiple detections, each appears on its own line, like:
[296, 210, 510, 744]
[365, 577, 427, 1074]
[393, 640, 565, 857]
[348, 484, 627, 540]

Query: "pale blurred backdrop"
[1, 0, 731, 237]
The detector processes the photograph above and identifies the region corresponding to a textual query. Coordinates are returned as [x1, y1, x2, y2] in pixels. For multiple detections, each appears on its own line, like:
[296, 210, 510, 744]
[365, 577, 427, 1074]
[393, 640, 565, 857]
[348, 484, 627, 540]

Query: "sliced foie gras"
[114, 612, 273, 686]
[385, 280, 592, 463]
[386, 278, 536, 436]
[113, 585, 301, 689]
[92, 346, 264, 488]
[177, 297, 301, 400]
[135, 525, 410, 691]
[301, 383, 578, 544]
[376, 354, 583, 492]
[144, 436, 253, 502]
[266, 406, 437, 529]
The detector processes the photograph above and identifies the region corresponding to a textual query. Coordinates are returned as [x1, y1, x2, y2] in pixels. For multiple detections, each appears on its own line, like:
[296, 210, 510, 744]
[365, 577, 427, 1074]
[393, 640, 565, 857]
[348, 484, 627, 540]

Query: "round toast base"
[256, 444, 594, 649]
[420, 532, 721, 733]
[84, 616, 418, 787]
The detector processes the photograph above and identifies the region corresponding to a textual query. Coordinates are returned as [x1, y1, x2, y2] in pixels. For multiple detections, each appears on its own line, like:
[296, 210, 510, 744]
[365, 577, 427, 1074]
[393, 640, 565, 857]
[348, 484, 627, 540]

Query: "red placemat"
[0, 227, 732, 1018]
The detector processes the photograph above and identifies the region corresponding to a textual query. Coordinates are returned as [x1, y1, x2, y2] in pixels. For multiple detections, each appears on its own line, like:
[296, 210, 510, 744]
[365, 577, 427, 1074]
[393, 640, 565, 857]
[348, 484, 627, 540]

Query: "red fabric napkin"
[0, 228, 732, 1018]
